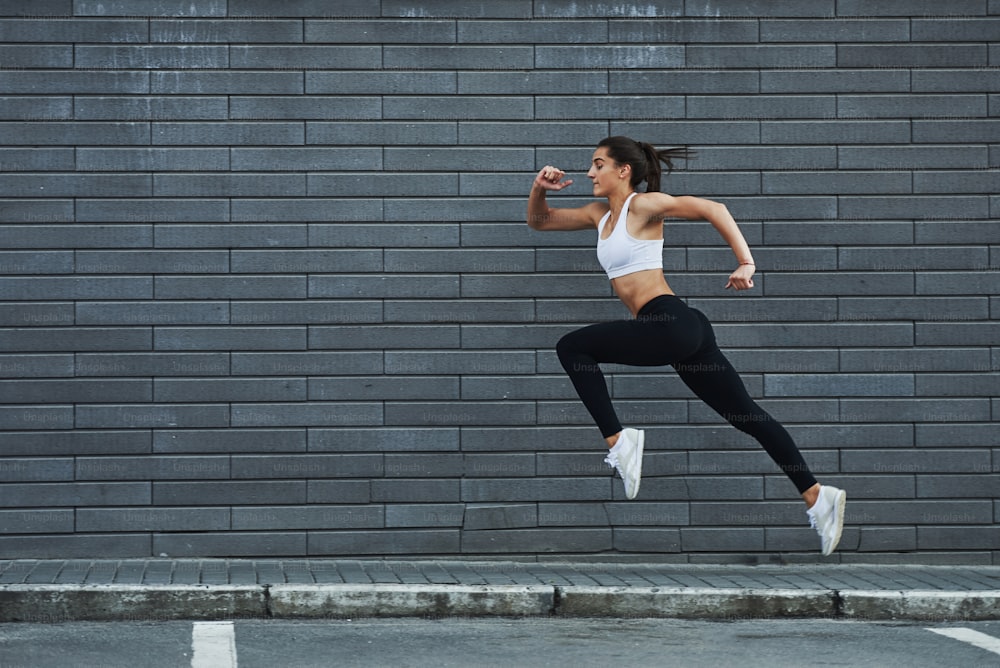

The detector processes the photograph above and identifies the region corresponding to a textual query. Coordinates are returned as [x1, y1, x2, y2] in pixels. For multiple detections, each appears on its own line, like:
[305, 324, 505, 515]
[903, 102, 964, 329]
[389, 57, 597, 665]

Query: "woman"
[527, 136, 846, 556]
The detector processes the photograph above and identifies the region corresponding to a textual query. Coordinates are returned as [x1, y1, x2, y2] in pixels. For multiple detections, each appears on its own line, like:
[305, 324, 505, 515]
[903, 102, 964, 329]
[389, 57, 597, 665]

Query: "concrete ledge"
[2, 583, 998, 622]
[839, 589, 1000, 621]
[0, 585, 267, 623]
[556, 586, 836, 619]
[268, 584, 555, 618]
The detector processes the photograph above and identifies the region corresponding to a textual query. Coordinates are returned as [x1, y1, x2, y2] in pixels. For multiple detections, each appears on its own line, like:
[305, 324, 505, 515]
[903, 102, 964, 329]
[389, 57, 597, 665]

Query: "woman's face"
[587, 147, 625, 198]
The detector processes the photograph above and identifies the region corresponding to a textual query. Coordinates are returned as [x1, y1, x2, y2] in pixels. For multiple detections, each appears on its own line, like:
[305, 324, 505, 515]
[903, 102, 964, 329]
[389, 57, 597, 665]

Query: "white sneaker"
[807, 485, 846, 556]
[604, 428, 644, 499]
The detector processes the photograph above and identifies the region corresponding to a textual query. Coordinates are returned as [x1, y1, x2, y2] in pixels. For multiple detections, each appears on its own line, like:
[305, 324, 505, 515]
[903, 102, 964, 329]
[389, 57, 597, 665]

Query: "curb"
[1, 584, 998, 622]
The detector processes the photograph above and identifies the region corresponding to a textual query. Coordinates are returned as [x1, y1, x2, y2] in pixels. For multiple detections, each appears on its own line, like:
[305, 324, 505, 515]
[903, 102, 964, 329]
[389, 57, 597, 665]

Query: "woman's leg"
[556, 300, 701, 439]
[673, 309, 818, 496]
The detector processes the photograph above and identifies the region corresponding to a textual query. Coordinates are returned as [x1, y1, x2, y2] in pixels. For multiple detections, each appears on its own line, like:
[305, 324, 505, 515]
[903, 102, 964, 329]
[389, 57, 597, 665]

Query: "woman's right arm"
[527, 166, 599, 231]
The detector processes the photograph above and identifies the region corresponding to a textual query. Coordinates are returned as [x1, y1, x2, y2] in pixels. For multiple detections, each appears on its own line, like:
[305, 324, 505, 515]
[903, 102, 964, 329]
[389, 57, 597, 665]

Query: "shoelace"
[604, 452, 623, 478]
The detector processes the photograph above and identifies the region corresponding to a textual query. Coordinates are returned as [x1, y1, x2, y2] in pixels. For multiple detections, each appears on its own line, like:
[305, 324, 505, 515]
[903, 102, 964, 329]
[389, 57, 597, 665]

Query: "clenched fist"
[534, 165, 573, 191]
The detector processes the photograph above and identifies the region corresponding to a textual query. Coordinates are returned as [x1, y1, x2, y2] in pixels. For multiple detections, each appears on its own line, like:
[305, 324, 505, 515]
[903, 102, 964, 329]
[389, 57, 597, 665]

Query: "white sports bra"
[596, 192, 664, 280]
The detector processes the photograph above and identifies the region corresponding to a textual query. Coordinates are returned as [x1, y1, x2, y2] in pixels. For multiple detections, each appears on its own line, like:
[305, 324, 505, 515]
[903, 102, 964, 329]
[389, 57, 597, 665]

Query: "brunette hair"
[596, 136, 694, 193]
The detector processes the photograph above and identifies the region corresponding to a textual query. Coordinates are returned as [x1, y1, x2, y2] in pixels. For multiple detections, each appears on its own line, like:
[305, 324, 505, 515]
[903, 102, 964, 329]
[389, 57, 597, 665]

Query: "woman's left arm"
[637, 193, 756, 291]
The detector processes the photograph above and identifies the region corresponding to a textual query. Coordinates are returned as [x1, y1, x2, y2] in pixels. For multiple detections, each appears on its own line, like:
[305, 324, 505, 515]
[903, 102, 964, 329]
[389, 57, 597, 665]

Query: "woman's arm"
[527, 166, 601, 231]
[635, 193, 756, 290]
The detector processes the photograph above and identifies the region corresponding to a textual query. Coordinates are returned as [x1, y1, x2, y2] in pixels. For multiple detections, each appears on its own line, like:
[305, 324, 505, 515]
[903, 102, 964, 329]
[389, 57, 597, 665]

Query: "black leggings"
[556, 294, 817, 494]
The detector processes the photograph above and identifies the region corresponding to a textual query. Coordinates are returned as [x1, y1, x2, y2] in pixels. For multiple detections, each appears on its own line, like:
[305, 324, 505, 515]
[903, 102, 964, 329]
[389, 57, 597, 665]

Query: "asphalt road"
[2, 618, 1000, 667]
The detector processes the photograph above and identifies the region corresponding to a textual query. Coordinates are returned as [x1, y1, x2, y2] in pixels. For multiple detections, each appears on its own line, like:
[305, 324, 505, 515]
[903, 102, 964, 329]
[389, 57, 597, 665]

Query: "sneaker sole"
[626, 429, 644, 500]
[824, 489, 847, 556]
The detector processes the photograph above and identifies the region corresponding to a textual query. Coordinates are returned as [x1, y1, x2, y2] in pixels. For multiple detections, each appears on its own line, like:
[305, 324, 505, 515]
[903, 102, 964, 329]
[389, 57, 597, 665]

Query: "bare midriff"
[610, 268, 675, 317]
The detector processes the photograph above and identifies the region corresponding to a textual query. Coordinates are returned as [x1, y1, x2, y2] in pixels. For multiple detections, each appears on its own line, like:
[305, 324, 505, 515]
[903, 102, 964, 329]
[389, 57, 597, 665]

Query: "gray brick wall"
[0, 2, 997, 564]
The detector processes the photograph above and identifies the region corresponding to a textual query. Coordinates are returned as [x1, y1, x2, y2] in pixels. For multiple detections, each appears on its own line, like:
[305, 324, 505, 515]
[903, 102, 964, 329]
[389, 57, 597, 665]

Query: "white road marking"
[192, 621, 238, 668]
[927, 627, 1000, 657]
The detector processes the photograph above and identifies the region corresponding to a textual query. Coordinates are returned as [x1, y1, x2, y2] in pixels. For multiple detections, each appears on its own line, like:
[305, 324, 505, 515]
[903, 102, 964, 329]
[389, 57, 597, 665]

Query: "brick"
[837, 0, 985, 15]
[461, 477, 610, 502]
[840, 196, 989, 221]
[153, 122, 303, 145]
[763, 272, 913, 296]
[155, 326, 307, 351]
[461, 19, 605, 42]
[687, 45, 834, 68]
[385, 351, 533, 375]
[75, 405, 230, 430]
[462, 528, 611, 554]
[77, 507, 228, 532]
[913, 120, 1000, 143]
[764, 374, 913, 397]
[231, 301, 381, 326]
[371, 479, 460, 503]
[308, 173, 456, 197]
[840, 94, 986, 119]
[231, 352, 382, 376]
[0, 121, 149, 145]
[232, 148, 381, 171]
[306, 72, 455, 96]
[918, 475, 1000, 498]
[76, 45, 228, 69]
[74, 0, 227, 16]
[0, 250, 73, 274]
[230, 45, 379, 69]
[0, 98, 72, 122]
[917, 322, 1000, 346]
[763, 171, 910, 195]
[308, 121, 456, 145]
[384, 96, 532, 121]
[386, 45, 533, 69]
[79, 199, 228, 223]
[308, 18, 454, 43]
[537, 95, 685, 121]
[154, 532, 306, 557]
[536, 45, 683, 69]
[385, 401, 533, 426]
[151, 71, 302, 94]
[0, 457, 73, 482]
[309, 427, 459, 453]
[838, 145, 989, 170]
[917, 527, 1000, 551]
[154, 276, 306, 299]
[0, 535, 150, 559]
[913, 69, 1000, 93]
[0, 406, 74, 430]
[154, 481, 306, 505]
[0, 44, 71, 67]
[761, 18, 909, 42]
[841, 399, 991, 423]
[0, 379, 151, 404]
[917, 425, 996, 450]
[839, 45, 987, 68]
[0, 327, 151, 352]
[154, 428, 304, 453]
[459, 71, 606, 95]
[914, 170, 999, 194]
[680, 528, 764, 552]
[916, 373, 1000, 397]
[155, 174, 305, 197]
[761, 120, 911, 144]
[612, 18, 756, 42]
[230, 403, 382, 428]
[839, 297, 987, 322]
[0, 482, 149, 507]
[76, 250, 228, 273]
[309, 275, 458, 299]
[0, 509, 72, 534]
[151, 18, 302, 43]
[384, 300, 534, 324]
[155, 378, 307, 402]
[611, 70, 757, 95]
[614, 528, 681, 553]
[0, 71, 148, 95]
[841, 348, 990, 373]
[76, 352, 229, 377]
[76, 302, 228, 326]
[0, 18, 147, 41]
[229, 0, 373, 16]
[78, 148, 229, 172]
[0, 174, 151, 198]
[310, 530, 458, 556]
[386, 504, 465, 528]
[0, 353, 73, 378]
[0, 146, 74, 173]
[761, 69, 910, 93]
[232, 505, 383, 531]
[232, 200, 381, 222]
[310, 376, 458, 401]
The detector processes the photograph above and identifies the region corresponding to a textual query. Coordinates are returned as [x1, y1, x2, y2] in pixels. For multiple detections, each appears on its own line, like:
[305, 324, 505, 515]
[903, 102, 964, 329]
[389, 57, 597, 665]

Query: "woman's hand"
[725, 263, 755, 291]
[534, 165, 573, 191]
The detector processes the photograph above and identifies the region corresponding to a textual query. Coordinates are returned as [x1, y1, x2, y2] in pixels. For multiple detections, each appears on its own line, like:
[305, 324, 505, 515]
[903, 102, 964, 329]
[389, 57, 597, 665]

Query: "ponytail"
[597, 136, 695, 193]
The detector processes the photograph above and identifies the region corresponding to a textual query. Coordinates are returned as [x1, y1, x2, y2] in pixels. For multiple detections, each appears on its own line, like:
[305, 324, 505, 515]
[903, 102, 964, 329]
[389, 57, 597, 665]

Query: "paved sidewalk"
[1, 559, 999, 622]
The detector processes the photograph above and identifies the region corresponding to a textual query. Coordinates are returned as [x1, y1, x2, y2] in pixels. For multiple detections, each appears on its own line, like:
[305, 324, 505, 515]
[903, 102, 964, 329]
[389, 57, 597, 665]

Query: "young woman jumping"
[527, 136, 846, 556]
